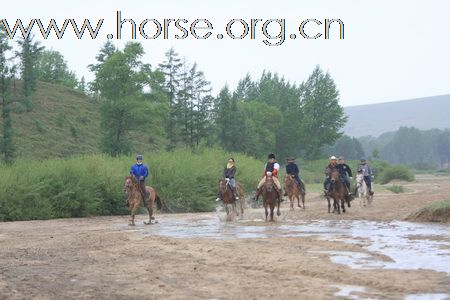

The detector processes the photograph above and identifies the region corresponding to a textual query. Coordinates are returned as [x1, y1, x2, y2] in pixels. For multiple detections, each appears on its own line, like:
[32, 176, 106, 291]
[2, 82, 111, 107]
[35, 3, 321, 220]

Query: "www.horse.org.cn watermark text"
[0, 11, 345, 46]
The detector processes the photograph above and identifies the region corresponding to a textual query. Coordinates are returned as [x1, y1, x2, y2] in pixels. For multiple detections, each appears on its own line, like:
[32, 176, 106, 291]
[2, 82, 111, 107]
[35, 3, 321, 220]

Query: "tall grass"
[0, 149, 262, 221]
[0, 150, 415, 221]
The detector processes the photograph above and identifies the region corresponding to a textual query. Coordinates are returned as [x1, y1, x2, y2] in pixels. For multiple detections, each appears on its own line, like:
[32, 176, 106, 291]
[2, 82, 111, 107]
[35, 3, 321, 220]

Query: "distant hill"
[343, 94, 450, 137]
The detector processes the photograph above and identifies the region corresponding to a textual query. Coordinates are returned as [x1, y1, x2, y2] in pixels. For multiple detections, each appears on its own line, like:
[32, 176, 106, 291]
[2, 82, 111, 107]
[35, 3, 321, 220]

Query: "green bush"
[379, 165, 415, 184]
[0, 149, 263, 221]
[386, 185, 405, 193]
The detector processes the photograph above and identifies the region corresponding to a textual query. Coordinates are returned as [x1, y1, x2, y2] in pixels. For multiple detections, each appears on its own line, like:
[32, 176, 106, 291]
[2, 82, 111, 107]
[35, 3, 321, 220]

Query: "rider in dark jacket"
[285, 157, 303, 194]
[337, 156, 353, 196]
[216, 158, 239, 202]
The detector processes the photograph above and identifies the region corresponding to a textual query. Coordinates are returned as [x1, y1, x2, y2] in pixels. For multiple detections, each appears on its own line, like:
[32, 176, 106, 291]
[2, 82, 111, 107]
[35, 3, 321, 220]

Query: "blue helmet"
[136, 154, 143, 161]
[360, 157, 366, 162]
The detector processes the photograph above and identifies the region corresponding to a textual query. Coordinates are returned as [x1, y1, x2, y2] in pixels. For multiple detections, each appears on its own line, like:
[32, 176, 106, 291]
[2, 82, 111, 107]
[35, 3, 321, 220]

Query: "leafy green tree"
[298, 66, 347, 159]
[16, 35, 44, 111]
[35, 50, 78, 88]
[90, 42, 167, 156]
[237, 101, 282, 157]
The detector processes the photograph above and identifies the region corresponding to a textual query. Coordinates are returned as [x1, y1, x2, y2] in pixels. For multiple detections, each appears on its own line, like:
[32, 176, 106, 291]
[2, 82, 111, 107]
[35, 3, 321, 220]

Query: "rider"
[323, 156, 339, 196]
[284, 156, 303, 195]
[254, 153, 282, 202]
[357, 157, 374, 195]
[130, 154, 150, 206]
[216, 158, 239, 202]
[337, 156, 353, 197]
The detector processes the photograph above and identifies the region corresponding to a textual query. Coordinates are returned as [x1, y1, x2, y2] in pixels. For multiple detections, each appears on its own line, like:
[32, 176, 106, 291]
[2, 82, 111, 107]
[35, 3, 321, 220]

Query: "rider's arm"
[347, 165, 353, 177]
[228, 166, 236, 179]
[143, 165, 149, 178]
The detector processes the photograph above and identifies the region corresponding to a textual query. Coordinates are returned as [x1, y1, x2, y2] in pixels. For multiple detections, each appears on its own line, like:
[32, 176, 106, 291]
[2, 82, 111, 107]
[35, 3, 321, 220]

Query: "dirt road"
[1, 175, 449, 299]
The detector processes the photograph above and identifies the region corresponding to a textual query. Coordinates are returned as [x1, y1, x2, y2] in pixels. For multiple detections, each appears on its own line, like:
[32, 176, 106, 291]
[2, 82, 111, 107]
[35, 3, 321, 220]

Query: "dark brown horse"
[218, 179, 245, 221]
[124, 175, 162, 226]
[326, 170, 348, 214]
[284, 175, 305, 210]
[262, 175, 281, 221]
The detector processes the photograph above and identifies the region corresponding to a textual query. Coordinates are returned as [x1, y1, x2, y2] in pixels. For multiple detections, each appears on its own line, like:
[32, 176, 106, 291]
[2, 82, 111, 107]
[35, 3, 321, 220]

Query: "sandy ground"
[1, 175, 449, 299]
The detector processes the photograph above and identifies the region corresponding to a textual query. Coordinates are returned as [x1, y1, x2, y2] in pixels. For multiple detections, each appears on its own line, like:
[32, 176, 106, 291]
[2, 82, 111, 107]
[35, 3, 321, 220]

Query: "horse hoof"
[277, 212, 281, 216]
[128, 223, 135, 226]
[144, 221, 152, 225]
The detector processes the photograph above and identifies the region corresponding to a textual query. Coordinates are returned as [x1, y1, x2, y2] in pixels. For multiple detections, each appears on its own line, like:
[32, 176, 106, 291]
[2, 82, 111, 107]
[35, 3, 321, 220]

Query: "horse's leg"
[341, 198, 346, 213]
[264, 203, 268, 221]
[277, 197, 281, 217]
[239, 198, 244, 216]
[327, 197, 331, 213]
[270, 203, 275, 221]
[145, 204, 153, 225]
[289, 195, 294, 210]
[233, 201, 238, 217]
[302, 193, 305, 210]
[335, 199, 340, 214]
[129, 204, 137, 226]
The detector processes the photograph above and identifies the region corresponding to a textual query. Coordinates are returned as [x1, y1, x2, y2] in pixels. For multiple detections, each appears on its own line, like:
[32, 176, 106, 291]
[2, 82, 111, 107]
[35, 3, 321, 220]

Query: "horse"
[326, 170, 348, 214]
[262, 175, 281, 221]
[124, 175, 162, 226]
[284, 175, 305, 210]
[356, 173, 373, 207]
[218, 179, 245, 221]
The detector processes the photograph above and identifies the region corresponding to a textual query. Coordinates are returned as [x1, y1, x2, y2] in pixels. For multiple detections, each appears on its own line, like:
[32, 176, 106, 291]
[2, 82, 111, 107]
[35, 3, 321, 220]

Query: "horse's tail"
[155, 194, 162, 210]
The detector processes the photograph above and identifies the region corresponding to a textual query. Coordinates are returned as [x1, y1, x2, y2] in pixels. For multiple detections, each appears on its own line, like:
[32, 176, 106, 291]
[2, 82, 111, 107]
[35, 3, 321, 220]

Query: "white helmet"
[330, 156, 337, 160]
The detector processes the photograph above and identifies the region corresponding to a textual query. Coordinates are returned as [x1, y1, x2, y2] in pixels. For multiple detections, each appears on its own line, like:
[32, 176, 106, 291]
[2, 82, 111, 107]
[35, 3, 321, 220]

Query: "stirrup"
[215, 197, 221, 202]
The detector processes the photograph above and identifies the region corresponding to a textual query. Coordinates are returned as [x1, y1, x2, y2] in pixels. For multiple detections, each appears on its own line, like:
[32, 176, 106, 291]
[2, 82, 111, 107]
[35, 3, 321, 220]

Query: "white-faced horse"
[356, 173, 373, 207]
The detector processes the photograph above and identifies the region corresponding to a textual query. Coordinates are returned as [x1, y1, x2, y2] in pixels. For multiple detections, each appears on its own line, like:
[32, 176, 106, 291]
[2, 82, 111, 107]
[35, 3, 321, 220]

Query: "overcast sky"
[3, 0, 450, 106]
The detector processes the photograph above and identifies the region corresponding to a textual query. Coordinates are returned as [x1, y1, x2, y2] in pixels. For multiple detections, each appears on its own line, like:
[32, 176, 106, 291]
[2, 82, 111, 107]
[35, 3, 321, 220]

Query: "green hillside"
[9, 81, 100, 159]
[8, 81, 165, 160]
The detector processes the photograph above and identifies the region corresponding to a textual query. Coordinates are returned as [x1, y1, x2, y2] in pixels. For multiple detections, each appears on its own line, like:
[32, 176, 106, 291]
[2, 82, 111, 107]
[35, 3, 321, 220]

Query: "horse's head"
[218, 178, 228, 194]
[356, 173, 364, 187]
[330, 170, 340, 183]
[124, 175, 136, 193]
[264, 175, 275, 192]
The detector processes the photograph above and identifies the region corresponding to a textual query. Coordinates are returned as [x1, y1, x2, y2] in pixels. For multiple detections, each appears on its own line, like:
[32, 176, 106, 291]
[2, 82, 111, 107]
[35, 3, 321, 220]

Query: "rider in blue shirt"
[130, 154, 150, 205]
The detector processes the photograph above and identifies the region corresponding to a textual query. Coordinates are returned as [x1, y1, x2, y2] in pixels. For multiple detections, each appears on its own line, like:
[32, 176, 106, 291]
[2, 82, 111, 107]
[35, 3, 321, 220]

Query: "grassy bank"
[407, 199, 450, 223]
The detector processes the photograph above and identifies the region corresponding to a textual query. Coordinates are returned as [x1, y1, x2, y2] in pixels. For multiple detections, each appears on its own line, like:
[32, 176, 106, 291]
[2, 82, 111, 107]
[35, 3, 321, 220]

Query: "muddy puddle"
[120, 213, 450, 276]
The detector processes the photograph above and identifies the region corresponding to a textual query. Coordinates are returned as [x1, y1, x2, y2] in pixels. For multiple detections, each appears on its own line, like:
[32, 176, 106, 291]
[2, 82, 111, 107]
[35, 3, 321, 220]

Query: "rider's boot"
[215, 192, 221, 202]
[253, 188, 260, 201]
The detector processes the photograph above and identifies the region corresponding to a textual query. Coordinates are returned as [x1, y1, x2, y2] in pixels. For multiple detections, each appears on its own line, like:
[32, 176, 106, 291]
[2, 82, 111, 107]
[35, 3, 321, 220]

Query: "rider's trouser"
[257, 176, 281, 190]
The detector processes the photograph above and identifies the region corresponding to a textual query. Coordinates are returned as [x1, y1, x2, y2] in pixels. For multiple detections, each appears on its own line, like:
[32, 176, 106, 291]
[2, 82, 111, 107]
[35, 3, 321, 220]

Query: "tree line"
[0, 34, 347, 163]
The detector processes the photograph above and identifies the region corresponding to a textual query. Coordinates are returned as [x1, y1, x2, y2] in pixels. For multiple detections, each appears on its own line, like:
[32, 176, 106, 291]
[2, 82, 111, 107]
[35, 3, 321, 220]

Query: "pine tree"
[0, 29, 16, 163]
[17, 35, 43, 111]
[158, 48, 182, 150]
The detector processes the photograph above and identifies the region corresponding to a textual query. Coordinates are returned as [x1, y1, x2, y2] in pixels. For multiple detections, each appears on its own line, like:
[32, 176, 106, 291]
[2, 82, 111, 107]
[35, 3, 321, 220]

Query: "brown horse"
[124, 175, 162, 226]
[218, 179, 244, 221]
[262, 175, 281, 221]
[284, 175, 305, 210]
[326, 170, 348, 214]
